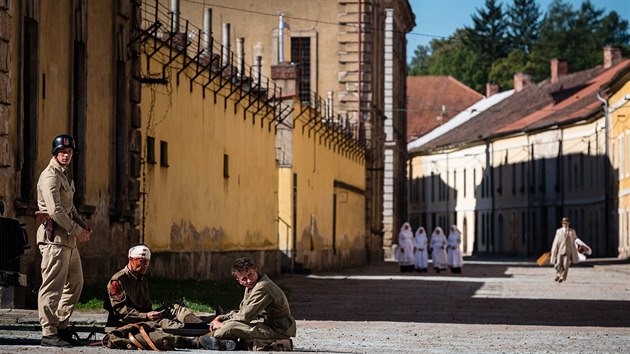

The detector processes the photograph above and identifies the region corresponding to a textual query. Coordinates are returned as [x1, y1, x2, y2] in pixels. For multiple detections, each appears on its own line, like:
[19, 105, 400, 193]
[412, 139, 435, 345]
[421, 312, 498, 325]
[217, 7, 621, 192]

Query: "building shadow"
[278, 262, 630, 327]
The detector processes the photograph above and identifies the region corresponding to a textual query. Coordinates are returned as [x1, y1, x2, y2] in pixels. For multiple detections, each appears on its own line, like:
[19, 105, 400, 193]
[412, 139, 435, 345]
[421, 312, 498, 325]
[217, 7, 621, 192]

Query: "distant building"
[406, 76, 483, 142]
[408, 48, 630, 258]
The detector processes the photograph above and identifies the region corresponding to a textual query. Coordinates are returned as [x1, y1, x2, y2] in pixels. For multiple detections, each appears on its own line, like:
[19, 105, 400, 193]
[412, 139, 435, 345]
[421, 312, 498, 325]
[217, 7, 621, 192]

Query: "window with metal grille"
[291, 37, 311, 104]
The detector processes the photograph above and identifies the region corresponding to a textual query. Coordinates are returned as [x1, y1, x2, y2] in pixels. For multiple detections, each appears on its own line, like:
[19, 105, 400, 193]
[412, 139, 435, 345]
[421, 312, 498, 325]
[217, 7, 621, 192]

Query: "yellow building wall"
[139, 41, 278, 255]
[611, 79, 630, 258]
[289, 103, 366, 271]
[3, 0, 136, 283]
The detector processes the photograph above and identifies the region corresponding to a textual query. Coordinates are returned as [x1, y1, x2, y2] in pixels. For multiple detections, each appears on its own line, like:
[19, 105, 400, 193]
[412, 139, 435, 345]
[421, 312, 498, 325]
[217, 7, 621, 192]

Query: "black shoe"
[58, 328, 82, 346]
[41, 335, 72, 347]
[199, 335, 236, 351]
[200, 335, 220, 350]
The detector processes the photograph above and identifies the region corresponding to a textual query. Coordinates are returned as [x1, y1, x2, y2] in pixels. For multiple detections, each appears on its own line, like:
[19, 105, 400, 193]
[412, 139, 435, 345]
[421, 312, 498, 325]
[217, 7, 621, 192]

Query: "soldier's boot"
[174, 336, 198, 349]
[183, 313, 210, 329]
[251, 339, 293, 352]
[184, 313, 205, 324]
[199, 335, 236, 351]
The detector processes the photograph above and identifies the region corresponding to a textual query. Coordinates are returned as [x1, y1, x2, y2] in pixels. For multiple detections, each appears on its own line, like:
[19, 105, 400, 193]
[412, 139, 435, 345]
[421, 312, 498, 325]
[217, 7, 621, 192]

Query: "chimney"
[604, 46, 622, 69]
[486, 83, 499, 97]
[550, 58, 568, 83]
[513, 73, 531, 93]
[271, 63, 298, 98]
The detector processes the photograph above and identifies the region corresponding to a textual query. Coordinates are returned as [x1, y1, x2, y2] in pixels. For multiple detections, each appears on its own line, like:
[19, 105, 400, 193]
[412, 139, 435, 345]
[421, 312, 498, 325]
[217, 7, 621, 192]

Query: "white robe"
[414, 231, 429, 269]
[396, 227, 416, 265]
[447, 231, 464, 268]
[430, 233, 447, 269]
[574, 238, 592, 262]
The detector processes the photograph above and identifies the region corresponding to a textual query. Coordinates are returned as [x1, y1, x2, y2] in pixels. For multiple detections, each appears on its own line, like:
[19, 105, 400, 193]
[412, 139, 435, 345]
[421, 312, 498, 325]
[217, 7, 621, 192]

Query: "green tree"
[463, 0, 510, 61]
[488, 49, 537, 90]
[506, 0, 542, 53]
[426, 30, 487, 93]
[408, 44, 431, 76]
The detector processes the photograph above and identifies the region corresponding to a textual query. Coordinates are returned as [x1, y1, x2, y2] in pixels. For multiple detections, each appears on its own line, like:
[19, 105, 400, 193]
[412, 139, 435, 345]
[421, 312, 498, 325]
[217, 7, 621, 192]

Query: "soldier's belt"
[267, 308, 290, 319]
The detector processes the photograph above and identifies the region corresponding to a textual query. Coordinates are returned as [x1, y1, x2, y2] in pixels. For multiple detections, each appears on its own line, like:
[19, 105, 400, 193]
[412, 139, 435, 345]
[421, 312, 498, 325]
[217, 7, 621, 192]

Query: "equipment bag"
[102, 322, 176, 351]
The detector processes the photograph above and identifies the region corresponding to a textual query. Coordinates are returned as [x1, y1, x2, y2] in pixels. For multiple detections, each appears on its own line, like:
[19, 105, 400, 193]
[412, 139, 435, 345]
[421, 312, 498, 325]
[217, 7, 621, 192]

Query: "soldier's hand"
[147, 311, 162, 320]
[210, 317, 223, 330]
[78, 229, 91, 243]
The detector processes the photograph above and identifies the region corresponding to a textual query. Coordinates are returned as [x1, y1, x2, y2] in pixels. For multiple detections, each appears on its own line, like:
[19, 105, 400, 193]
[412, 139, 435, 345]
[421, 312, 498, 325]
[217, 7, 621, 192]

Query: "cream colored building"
[408, 51, 629, 258]
[610, 68, 630, 259]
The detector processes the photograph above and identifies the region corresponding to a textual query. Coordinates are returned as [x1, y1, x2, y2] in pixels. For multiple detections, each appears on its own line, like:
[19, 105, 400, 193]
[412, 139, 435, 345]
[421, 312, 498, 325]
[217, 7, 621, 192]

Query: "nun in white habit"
[447, 225, 464, 273]
[413, 227, 429, 272]
[430, 226, 447, 272]
[396, 222, 416, 272]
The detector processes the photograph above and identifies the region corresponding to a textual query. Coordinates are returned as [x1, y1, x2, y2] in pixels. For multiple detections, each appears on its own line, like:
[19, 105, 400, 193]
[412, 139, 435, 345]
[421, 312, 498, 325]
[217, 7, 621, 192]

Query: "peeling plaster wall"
[140, 43, 279, 279]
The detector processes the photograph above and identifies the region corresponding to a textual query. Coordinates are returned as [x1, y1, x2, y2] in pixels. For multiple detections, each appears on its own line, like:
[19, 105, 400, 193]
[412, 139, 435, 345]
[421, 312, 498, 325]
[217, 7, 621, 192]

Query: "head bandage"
[128, 245, 151, 260]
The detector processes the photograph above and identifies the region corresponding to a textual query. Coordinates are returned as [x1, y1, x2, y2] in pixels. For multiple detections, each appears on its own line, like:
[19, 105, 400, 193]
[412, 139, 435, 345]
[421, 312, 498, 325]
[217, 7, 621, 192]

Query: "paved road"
[1, 259, 629, 353]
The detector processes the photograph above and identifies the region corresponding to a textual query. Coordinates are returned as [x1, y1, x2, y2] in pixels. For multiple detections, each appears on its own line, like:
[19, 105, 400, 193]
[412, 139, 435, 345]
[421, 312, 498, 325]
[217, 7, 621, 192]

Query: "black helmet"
[51, 134, 76, 155]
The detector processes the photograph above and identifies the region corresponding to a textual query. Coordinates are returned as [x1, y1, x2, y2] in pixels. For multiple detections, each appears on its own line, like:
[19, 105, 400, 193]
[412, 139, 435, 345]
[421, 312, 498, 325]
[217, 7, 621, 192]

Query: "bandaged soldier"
[105, 245, 209, 349]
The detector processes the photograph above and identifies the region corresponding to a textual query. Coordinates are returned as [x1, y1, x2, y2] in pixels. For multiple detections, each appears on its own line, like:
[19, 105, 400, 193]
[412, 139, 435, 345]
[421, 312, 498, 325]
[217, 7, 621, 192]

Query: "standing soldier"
[37, 134, 91, 347]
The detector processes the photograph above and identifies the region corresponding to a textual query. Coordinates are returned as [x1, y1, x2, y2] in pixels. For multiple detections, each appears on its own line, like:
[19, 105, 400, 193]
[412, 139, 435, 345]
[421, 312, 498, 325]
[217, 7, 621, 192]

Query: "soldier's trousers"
[214, 320, 280, 340]
[156, 302, 197, 328]
[38, 243, 83, 336]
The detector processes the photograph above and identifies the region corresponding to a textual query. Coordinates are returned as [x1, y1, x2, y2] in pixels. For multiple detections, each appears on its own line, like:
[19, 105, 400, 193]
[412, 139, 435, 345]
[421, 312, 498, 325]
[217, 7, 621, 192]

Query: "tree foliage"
[408, 0, 630, 93]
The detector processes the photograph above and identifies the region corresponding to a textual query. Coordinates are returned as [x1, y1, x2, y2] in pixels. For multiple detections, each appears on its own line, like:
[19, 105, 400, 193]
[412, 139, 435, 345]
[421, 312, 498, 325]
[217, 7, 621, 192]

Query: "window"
[223, 153, 229, 178]
[20, 16, 39, 201]
[291, 37, 311, 104]
[463, 169, 467, 198]
[160, 140, 169, 167]
[146, 136, 156, 164]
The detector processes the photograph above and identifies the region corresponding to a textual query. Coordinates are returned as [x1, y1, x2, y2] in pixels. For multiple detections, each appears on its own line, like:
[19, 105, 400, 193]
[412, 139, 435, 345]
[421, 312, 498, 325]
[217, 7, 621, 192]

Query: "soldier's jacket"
[106, 266, 153, 327]
[218, 273, 296, 338]
[36, 157, 86, 248]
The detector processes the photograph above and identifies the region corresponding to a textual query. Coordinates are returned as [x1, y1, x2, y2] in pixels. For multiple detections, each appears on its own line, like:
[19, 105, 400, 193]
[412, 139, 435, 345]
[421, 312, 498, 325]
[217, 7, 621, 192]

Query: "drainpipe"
[597, 92, 610, 255]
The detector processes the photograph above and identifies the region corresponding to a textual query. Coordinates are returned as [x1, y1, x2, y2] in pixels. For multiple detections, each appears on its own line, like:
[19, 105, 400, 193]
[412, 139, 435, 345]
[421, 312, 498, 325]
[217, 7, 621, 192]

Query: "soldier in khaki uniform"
[105, 245, 207, 349]
[37, 134, 91, 347]
[202, 257, 296, 350]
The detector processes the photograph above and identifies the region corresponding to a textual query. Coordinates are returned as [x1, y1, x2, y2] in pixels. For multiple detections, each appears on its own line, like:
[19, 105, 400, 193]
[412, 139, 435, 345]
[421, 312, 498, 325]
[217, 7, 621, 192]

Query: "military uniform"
[106, 266, 197, 329]
[37, 157, 86, 337]
[214, 273, 296, 340]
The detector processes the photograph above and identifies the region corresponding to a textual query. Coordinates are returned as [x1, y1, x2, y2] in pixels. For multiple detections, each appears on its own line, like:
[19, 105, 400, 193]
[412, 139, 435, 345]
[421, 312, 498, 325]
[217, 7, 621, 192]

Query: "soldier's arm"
[40, 173, 83, 237]
[108, 280, 148, 323]
[227, 287, 272, 323]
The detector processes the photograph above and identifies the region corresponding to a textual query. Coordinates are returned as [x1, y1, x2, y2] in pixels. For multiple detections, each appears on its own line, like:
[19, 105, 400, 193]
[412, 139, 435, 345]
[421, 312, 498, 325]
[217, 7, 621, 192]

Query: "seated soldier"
[105, 245, 208, 349]
[200, 257, 296, 351]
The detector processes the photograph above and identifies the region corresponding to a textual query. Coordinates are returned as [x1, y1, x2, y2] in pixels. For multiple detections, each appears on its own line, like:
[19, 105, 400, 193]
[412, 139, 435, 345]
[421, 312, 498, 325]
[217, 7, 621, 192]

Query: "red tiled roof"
[406, 76, 483, 142]
[420, 60, 630, 151]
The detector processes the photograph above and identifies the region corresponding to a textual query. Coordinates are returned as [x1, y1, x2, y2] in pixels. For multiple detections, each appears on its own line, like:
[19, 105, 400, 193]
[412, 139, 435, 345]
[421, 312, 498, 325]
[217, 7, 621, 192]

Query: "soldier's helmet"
[51, 134, 76, 155]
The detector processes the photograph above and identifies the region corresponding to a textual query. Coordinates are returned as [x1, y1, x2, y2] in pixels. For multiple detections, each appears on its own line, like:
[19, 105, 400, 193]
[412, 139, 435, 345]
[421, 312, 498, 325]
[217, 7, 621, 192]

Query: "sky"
[407, 0, 630, 63]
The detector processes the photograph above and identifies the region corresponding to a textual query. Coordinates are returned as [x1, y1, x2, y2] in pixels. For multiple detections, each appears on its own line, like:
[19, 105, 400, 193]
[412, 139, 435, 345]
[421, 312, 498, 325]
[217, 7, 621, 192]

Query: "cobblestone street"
[1, 259, 629, 353]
